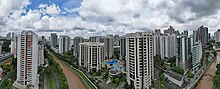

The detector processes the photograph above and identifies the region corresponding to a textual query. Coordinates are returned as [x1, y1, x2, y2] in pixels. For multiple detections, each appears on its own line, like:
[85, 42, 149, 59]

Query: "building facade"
[73, 36, 84, 57]
[58, 35, 71, 54]
[50, 33, 58, 47]
[176, 36, 189, 72]
[126, 32, 154, 89]
[119, 36, 126, 60]
[38, 38, 45, 66]
[79, 42, 104, 72]
[214, 29, 220, 43]
[192, 42, 202, 71]
[13, 31, 39, 89]
[104, 35, 114, 59]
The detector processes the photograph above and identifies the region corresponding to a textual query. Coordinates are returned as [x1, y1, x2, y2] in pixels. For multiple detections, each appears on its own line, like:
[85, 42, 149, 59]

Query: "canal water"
[194, 52, 219, 89]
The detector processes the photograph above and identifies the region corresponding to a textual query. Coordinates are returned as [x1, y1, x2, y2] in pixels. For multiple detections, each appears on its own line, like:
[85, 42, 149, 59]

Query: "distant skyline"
[0, 0, 220, 38]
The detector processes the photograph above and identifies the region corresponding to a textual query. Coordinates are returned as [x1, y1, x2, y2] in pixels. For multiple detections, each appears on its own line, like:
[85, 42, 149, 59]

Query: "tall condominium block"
[38, 38, 45, 66]
[50, 33, 58, 47]
[195, 26, 209, 45]
[13, 31, 39, 89]
[119, 36, 126, 60]
[126, 32, 154, 89]
[89, 36, 102, 42]
[10, 36, 18, 58]
[164, 26, 175, 35]
[176, 36, 189, 72]
[73, 36, 84, 57]
[192, 42, 202, 71]
[58, 35, 71, 54]
[154, 34, 176, 59]
[104, 35, 114, 59]
[79, 42, 104, 72]
[214, 29, 220, 43]
[114, 35, 120, 46]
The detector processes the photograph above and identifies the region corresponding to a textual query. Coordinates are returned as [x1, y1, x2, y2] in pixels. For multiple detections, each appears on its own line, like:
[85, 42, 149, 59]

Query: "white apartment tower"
[50, 33, 58, 47]
[13, 31, 39, 89]
[126, 32, 154, 89]
[38, 38, 45, 66]
[10, 36, 18, 58]
[58, 35, 71, 54]
[154, 34, 176, 59]
[214, 29, 220, 43]
[104, 35, 114, 59]
[73, 36, 84, 57]
[176, 36, 189, 72]
[79, 42, 104, 72]
[192, 42, 202, 71]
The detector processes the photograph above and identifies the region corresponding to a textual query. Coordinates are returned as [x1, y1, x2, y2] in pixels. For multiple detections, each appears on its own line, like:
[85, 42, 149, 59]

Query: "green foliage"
[214, 64, 220, 89]
[0, 70, 16, 89]
[44, 50, 69, 89]
[48, 49, 96, 89]
[101, 69, 109, 79]
[187, 71, 194, 78]
[171, 66, 184, 74]
[155, 74, 167, 89]
[48, 48, 78, 68]
[154, 55, 165, 68]
[212, 50, 217, 57]
[111, 73, 127, 86]
[2, 40, 10, 53]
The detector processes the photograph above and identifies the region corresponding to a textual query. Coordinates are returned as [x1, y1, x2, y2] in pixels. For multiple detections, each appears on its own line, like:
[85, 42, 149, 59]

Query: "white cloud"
[1, 0, 220, 37]
[0, 0, 30, 19]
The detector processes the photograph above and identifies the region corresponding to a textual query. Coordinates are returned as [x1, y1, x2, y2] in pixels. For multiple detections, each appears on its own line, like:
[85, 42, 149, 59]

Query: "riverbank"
[194, 52, 219, 89]
[48, 50, 87, 89]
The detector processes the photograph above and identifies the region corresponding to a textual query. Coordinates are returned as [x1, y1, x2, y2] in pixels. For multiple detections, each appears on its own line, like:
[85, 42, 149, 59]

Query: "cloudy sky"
[0, 0, 220, 38]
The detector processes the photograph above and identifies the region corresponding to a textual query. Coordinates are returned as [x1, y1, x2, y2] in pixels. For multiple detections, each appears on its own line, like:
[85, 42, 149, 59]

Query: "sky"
[0, 0, 220, 38]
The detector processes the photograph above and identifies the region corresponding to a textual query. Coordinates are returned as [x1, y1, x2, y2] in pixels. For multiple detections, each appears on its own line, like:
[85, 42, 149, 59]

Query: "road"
[194, 52, 219, 89]
[0, 57, 11, 65]
[48, 51, 86, 89]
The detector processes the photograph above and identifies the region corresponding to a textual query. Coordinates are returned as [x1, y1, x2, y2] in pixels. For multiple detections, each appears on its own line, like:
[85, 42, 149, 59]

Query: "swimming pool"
[105, 59, 123, 75]
[105, 59, 118, 65]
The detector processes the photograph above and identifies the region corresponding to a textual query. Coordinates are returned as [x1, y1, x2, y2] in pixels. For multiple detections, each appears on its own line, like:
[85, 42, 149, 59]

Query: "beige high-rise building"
[104, 35, 114, 59]
[13, 31, 39, 89]
[79, 42, 104, 72]
[126, 32, 154, 89]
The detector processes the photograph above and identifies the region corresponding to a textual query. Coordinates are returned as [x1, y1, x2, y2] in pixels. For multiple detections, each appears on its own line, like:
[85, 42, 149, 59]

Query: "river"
[48, 51, 87, 89]
[194, 52, 219, 89]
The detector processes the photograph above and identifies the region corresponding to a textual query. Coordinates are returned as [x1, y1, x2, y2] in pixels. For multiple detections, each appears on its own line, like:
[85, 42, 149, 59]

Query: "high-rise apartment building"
[104, 35, 114, 59]
[126, 32, 154, 89]
[89, 36, 102, 42]
[164, 26, 175, 35]
[13, 31, 39, 89]
[176, 36, 189, 72]
[38, 38, 45, 66]
[73, 36, 84, 57]
[119, 36, 126, 60]
[195, 26, 209, 45]
[10, 36, 18, 58]
[214, 29, 220, 43]
[192, 42, 202, 71]
[154, 34, 176, 59]
[79, 42, 104, 72]
[58, 35, 71, 54]
[50, 33, 58, 47]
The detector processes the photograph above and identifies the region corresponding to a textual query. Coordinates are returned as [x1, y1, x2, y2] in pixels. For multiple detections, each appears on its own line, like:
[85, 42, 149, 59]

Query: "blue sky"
[25, 0, 81, 17]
